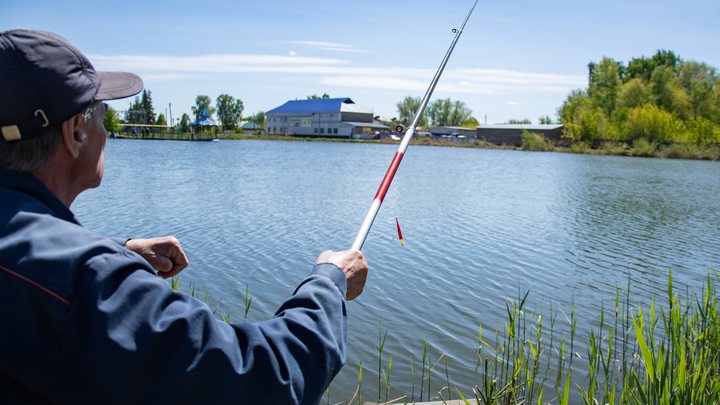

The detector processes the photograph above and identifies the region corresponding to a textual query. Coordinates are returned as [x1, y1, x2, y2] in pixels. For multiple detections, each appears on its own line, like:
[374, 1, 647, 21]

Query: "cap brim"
[95, 71, 144, 101]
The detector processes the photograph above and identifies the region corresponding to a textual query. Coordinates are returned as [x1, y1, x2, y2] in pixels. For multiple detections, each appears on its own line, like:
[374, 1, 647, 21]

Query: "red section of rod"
[374, 151, 404, 202]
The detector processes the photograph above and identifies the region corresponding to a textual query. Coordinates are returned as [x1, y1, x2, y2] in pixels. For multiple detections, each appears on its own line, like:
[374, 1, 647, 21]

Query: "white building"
[265, 98, 388, 139]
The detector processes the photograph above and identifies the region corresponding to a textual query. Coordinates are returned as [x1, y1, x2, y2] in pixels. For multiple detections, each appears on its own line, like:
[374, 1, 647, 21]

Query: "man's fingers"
[314, 249, 368, 301]
[151, 255, 174, 273]
[125, 237, 189, 277]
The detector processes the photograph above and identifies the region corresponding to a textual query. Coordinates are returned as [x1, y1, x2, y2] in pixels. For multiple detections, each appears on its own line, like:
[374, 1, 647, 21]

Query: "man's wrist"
[311, 263, 348, 298]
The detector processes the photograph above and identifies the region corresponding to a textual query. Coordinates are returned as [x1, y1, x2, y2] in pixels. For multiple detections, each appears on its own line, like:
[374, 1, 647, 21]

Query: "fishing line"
[350, 0, 478, 251]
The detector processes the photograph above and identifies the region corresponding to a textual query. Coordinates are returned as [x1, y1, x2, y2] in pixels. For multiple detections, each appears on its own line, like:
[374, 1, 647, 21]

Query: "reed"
[172, 271, 718, 405]
[348, 269, 718, 405]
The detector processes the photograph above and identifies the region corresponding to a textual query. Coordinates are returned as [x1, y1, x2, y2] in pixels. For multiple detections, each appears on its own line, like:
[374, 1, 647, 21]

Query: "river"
[73, 139, 720, 403]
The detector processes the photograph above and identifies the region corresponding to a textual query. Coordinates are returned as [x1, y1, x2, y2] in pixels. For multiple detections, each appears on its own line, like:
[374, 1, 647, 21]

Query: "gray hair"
[0, 102, 99, 172]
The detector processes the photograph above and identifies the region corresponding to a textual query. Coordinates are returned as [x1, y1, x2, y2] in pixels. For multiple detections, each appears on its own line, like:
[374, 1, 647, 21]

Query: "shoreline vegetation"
[105, 50, 719, 163]
[175, 270, 719, 405]
[111, 132, 720, 161]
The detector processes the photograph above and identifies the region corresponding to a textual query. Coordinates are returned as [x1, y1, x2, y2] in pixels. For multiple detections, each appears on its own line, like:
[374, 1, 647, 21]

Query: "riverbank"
[221, 133, 720, 161]
[110, 132, 720, 160]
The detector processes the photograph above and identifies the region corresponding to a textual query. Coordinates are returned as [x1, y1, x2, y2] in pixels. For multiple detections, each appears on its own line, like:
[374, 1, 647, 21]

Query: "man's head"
[0, 30, 142, 203]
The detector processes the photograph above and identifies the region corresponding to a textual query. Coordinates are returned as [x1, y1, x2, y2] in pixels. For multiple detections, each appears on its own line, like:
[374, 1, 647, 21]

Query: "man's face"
[74, 101, 107, 190]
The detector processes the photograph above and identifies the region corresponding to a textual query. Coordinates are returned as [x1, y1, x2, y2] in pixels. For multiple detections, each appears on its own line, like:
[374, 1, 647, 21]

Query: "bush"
[620, 104, 677, 143]
[570, 141, 590, 153]
[628, 138, 658, 157]
[598, 141, 629, 155]
[521, 129, 554, 151]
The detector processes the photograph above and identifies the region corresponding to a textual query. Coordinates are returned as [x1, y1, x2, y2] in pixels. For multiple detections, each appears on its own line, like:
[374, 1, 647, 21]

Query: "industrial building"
[265, 98, 388, 138]
[425, 126, 477, 137]
[476, 124, 564, 146]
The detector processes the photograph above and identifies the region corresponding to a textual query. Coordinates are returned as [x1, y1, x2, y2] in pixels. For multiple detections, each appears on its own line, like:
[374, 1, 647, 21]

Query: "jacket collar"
[0, 166, 82, 226]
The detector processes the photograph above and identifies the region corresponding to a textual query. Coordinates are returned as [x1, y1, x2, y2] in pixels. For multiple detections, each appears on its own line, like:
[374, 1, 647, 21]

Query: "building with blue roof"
[265, 98, 388, 138]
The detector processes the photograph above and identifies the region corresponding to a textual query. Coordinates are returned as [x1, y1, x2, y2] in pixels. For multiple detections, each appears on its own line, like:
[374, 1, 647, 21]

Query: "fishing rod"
[351, 0, 478, 251]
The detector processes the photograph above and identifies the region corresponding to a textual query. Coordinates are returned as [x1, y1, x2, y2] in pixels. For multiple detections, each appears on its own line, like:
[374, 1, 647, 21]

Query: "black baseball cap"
[0, 29, 143, 142]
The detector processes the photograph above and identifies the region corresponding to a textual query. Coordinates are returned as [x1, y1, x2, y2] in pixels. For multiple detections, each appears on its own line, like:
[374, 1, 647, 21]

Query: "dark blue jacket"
[0, 167, 348, 404]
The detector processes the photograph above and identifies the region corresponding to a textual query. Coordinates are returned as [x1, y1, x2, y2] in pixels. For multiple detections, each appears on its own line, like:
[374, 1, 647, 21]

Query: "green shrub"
[521, 129, 554, 151]
[628, 138, 658, 157]
[599, 141, 629, 155]
[620, 104, 677, 143]
[570, 141, 590, 153]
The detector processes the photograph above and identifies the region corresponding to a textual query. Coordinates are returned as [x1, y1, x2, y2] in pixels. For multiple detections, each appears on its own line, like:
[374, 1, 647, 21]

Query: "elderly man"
[0, 30, 368, 404]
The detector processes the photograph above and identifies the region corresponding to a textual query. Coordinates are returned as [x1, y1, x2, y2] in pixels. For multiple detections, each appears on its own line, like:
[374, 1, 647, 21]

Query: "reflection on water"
[74, 139, 720, 401]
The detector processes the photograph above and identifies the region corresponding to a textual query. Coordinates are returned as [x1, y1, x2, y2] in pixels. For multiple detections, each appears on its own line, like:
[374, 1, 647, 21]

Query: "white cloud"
[142, 73, 195, 81]
[507, 101, 518, 105]
[289, 51, 297, 56]
[294, 40, 372, 53]
[317, 47, 372, 53]
[88, 53, 585, 95]
[88, 54, 348, 73]
[294, 41, 351, 48]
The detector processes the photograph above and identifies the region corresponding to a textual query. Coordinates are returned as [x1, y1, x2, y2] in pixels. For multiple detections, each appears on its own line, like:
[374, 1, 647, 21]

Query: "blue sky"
[3, 0, 718, 125]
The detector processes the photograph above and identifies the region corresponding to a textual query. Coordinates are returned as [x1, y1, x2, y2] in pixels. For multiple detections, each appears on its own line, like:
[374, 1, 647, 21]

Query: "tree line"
[394, 96, 478, 127]
[558, 50, 720, 144]
[103, 91, 266, 134]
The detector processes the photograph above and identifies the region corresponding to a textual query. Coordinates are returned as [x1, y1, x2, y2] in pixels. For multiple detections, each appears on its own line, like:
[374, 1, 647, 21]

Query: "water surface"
[74, 139, 720, 402]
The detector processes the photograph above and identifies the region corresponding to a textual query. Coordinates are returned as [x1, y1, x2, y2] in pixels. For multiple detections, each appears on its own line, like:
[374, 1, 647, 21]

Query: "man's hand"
[315, 249, 368, 301]
[125, 237, 189, 279]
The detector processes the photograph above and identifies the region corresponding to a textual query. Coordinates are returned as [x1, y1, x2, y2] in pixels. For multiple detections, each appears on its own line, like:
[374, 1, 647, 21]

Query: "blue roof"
[199, 108, 210, 117]
[267, 98, 354, 114]
[191, 117, 217, 126]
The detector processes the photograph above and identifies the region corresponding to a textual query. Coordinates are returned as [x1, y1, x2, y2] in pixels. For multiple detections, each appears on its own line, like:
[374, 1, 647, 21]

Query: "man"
[0, 30, 368, 404]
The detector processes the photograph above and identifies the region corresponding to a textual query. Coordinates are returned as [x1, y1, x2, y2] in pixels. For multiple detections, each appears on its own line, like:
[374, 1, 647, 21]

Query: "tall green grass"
[170, 277, 249, 323]
[171, 272, 718, 405]
[346, 269, 719, 405]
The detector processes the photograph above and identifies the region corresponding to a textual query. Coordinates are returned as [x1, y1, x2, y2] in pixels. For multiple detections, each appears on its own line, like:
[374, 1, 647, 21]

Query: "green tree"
[396, 95, 428, 127]
[539, 115, 554, 124]
[180, 113, 190, 133]
[307, 93, 330, 99]
[427, 98, 472, 126]
[676, 61, 717, 120]
[216, 94, 244, 130]
[617, 78, 650, 110]
[589, 57, 623, 118]
[126, 96, 146, 124]
[156, 113, 167, 126]
[103, 106, 120, 133]
[191, 95, 216, 120]
[250, 111, 265, 127]
[461, 116, 479, 128]
[650, 66, 677, 113]
[626, 49, 681, 82]
[140, 90, 156, 124]
[557, 89, 591, 123]
[507, 118, 531, 124]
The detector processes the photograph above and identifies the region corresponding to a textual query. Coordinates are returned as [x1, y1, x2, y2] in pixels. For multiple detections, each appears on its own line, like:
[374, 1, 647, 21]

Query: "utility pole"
[169, 103, 173, 128]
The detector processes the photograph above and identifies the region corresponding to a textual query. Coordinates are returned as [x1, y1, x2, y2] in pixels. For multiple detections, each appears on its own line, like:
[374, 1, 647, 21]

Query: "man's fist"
[315, 249, 368, 301]
[125, 236, 189, 279]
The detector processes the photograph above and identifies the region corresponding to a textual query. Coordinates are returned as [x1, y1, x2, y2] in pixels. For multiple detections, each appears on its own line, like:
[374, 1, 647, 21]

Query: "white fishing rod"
[351, 0, 478, 251]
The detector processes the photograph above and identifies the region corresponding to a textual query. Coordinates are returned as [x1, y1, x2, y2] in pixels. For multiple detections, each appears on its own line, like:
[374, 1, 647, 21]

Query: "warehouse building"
[265, 98, 388, 138]
[476, 124, 564, 146]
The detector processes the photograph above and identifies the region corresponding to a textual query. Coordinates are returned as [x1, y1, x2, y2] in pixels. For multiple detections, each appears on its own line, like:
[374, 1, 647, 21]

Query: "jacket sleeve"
[58, 248, 348, 405]
[108, 237, 130, 247]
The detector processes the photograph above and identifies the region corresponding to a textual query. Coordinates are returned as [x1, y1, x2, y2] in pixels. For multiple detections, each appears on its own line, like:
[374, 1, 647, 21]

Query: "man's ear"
[61, 114, 85, 159]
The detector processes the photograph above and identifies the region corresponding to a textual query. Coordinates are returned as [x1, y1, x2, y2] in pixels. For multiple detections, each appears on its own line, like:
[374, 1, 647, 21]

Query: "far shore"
[216, 133, 720, 161]
[109, 132, 720, 161]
